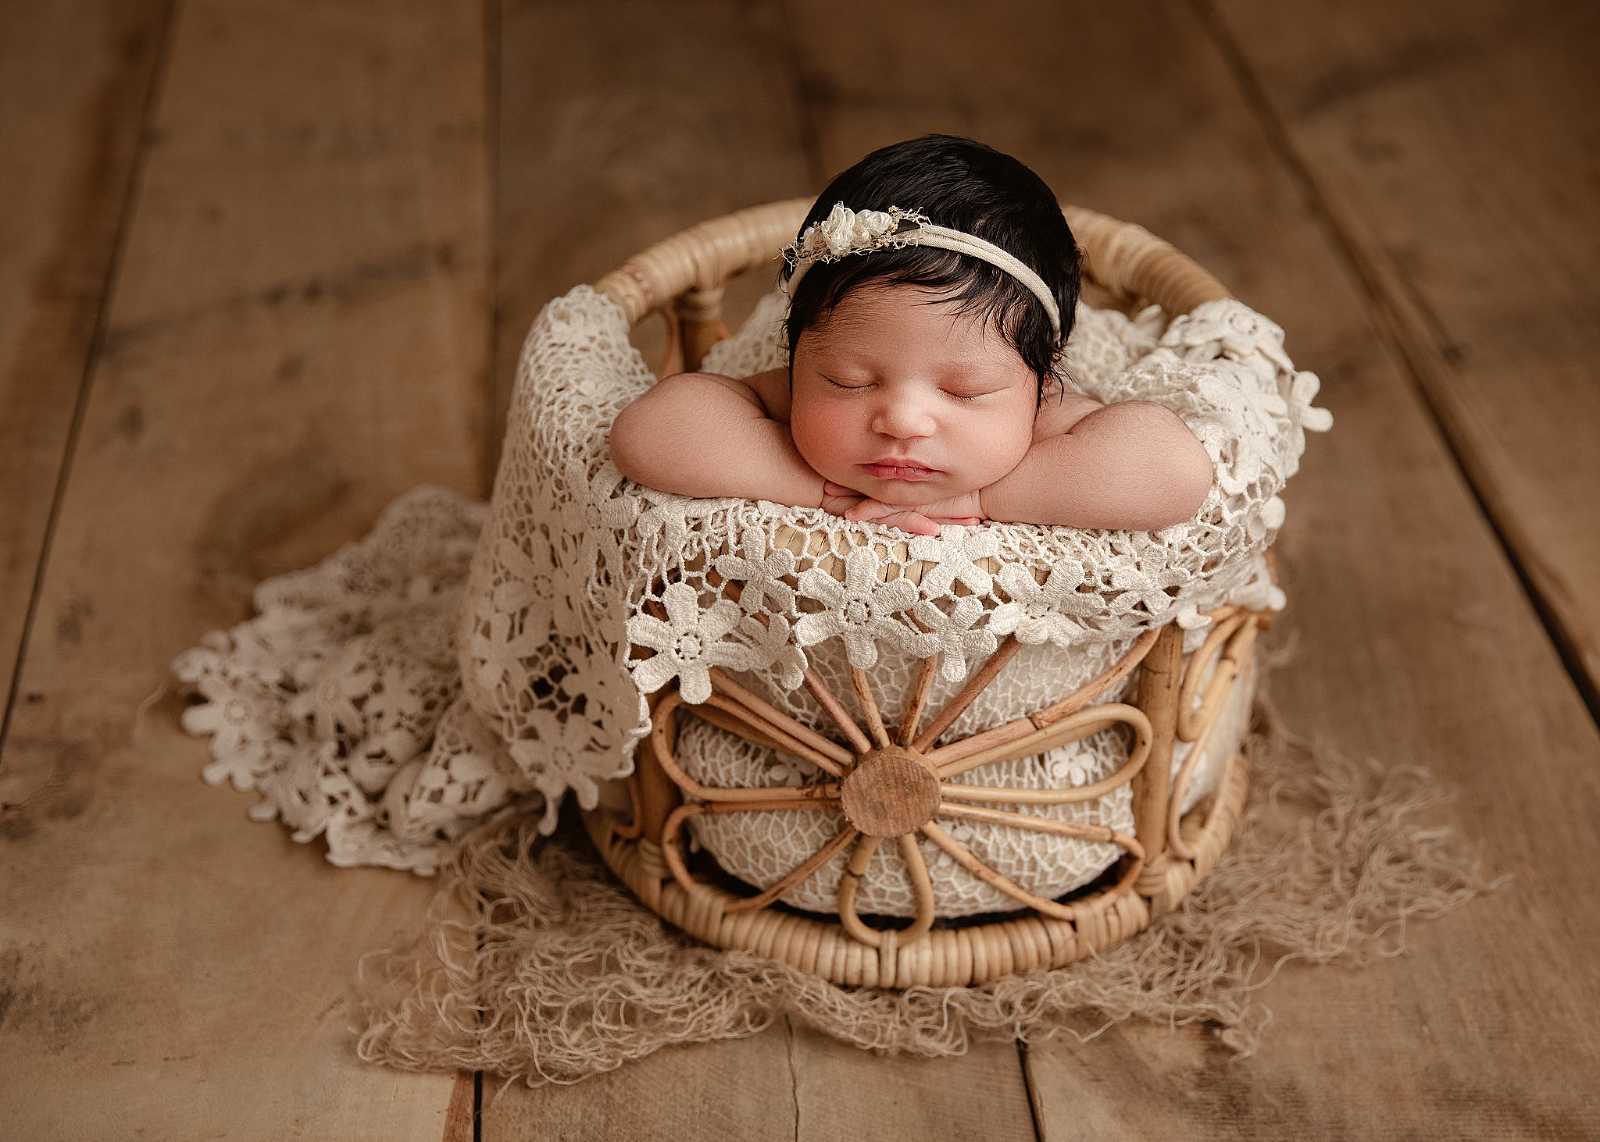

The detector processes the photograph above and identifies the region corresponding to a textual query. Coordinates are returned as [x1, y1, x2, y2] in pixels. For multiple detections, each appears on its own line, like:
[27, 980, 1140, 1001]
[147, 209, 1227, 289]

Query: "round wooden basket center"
[839, 747, 942, 838]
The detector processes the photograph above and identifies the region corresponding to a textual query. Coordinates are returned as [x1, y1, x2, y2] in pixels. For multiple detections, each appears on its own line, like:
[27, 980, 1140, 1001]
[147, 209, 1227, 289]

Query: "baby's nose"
[871, 398, 937, 439]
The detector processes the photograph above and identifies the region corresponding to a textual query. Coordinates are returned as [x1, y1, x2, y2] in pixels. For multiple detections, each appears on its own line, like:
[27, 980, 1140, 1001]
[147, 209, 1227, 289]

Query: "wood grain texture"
[482, 1030, 796, 1142]
[481, 2, 806, 1135]
[0, 0, 488, 1136]
[785, 1020, 1038, 1142]
[3, 0, 1594, 1135]
[915, 4, 1600, 1132]
[1208, 0, 1600, 708]
[0, 0, 169, 714]
[487, 0, 821, 475]
[815, 1, 1600, 1136]
[482, 1017, 1038, 1142]
[480, 2, 1040, 1133]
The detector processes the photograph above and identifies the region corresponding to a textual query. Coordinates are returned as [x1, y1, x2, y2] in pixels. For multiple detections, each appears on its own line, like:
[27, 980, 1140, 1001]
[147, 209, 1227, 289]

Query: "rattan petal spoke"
[918, 820, 1108, 921]
[926, 627, 1161, 770]
[1168, 613, 1259, 859]
[898, 654, 941, 746]
[850, 666, 892, 750]
[912, 637, 1024, 751]
[939, 740, 1146, 805]
[802, 668, 873, 757]
[836, 834, 887, 947]
[705, 668, 851, 774]
[934, 703, 1153, 781]
[722, 821, 859, 914]
[650, 691, 843, 804]
[896, 832, 938, 943]
[936, 801, 1145, 858]
[660, 798, 842, 896]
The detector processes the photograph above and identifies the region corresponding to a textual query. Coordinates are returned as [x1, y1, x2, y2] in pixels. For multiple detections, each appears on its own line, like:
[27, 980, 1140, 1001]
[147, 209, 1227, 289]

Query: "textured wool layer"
[352, 641, 1501, 1088]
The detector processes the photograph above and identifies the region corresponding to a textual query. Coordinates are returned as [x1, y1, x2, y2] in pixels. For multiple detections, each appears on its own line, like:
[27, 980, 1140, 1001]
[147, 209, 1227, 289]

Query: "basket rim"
[592, 197, 1232, 326]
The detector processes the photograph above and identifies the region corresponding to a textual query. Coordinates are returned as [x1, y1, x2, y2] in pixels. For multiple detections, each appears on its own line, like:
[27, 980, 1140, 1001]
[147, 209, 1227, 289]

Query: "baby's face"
[789, 284, 1038, 506]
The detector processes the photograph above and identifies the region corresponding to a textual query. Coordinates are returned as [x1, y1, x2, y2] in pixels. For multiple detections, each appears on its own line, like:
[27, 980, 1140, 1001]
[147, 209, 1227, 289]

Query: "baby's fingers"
[839, 497, 942, 535]
[887, 512, 943, 536]
[861, 509, 942, 536]
[843, 500, 896, 523]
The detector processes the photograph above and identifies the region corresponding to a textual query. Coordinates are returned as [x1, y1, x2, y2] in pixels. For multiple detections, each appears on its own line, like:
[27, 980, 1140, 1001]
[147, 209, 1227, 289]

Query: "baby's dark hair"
[781, 135, 1081, 402]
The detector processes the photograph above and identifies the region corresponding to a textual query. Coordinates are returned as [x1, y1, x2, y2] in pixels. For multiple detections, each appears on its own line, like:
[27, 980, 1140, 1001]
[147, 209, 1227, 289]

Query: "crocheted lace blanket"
[173, 284, 1331, 875]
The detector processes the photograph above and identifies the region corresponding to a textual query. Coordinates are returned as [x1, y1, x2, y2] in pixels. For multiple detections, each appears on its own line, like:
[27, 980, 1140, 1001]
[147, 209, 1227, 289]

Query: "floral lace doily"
[173, 284, 1330, 881]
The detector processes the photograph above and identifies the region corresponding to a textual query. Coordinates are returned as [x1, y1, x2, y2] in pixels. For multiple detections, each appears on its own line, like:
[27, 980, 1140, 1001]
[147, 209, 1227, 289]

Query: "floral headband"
[780, 202, 1063, 339]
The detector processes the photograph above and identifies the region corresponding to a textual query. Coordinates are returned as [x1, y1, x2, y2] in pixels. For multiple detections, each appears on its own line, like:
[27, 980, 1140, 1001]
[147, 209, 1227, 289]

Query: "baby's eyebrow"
[939, 370, 1022, 388]
[807, 349, 871, 371]
[807, 352, 1016, 385]
[933, 356, 1017, 377]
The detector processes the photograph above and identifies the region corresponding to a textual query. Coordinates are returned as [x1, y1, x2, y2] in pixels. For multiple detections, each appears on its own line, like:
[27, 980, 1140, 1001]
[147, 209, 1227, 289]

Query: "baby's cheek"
[790, 411, 850, 480]
[973, 421, 1035, 484]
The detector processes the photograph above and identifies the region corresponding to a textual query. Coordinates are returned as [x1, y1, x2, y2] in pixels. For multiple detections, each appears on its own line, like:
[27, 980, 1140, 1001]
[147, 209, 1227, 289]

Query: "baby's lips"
[860, 460, 939, 482]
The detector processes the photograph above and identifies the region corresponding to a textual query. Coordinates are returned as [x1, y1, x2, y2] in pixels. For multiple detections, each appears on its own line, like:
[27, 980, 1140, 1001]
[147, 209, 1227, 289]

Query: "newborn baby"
[611, 135, 1213, 536]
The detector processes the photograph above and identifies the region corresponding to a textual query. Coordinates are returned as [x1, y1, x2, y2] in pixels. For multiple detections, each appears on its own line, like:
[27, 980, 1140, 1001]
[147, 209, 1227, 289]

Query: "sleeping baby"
[610, 134, 1213, 537]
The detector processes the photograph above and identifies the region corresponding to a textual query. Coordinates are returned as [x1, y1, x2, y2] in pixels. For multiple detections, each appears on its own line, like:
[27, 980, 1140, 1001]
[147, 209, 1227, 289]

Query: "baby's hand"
[824, 485, 984, 537]
[820, 481, 866, 518]
[844, 502, 952, 536]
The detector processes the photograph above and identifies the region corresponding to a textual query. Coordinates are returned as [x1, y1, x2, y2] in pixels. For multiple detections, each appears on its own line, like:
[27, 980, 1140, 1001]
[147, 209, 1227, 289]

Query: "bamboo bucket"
[581, 200, 1265, 988]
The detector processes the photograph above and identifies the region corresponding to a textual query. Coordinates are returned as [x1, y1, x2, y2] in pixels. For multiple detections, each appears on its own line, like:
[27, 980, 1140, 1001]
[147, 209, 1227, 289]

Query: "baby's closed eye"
[943, 385, 1003, 402]
[824, 376, 1000, 402]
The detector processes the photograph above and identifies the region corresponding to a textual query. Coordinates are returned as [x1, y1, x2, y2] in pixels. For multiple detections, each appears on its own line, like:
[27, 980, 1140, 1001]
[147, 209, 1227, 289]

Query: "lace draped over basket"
[172, 283, 1331, 878]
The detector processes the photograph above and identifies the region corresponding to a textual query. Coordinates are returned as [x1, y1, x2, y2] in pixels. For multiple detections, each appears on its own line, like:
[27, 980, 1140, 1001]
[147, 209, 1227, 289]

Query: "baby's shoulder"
[1033, 388, 1105, 440]
[661, 367, 789, 420]
[737, 367, 791, 422]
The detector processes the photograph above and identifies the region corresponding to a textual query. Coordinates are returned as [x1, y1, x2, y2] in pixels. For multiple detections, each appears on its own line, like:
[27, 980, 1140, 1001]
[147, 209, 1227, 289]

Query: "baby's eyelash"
[822, 377, 992, 401]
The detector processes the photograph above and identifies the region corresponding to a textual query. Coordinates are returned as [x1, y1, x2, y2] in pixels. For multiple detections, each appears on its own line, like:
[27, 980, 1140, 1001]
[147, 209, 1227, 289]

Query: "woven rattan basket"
[579, 199, 1269, 988]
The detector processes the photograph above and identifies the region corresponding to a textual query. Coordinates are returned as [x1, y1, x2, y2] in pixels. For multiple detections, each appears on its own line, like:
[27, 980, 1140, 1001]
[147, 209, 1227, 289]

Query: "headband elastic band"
[781, 203, 1062, 339]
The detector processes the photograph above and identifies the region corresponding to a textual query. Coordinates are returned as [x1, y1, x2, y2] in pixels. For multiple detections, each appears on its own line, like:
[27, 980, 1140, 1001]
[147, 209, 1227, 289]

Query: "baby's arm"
[980, 396, 1214, 530]
[609, 369, 824, 507]
[842, 393, 1213, 533]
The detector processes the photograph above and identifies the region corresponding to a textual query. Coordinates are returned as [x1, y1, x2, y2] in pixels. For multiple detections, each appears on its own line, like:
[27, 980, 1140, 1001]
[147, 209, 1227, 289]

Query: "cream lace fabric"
[173, 283, 1331, 902]
[171, 488, 526, 873]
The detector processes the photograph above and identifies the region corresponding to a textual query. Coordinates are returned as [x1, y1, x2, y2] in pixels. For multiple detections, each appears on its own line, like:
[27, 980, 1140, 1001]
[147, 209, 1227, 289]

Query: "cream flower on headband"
[815, 204, 895, 255]
[790, 203, 924, 265]
[781, 200, 1064, 338]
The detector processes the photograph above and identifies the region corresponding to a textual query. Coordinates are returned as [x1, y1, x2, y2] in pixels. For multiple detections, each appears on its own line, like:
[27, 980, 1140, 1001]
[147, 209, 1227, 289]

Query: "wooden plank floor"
[2, 1, 1596, 1137]
[0, 0, 170, 715]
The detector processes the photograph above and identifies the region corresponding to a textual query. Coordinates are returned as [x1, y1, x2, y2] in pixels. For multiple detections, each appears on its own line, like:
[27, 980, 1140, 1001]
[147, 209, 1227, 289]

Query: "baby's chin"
[851, 475, 982, 506]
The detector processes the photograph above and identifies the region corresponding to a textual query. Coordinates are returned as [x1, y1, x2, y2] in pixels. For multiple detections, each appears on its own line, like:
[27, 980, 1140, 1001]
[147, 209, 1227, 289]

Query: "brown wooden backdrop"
[2, 1, 1597, 1137]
